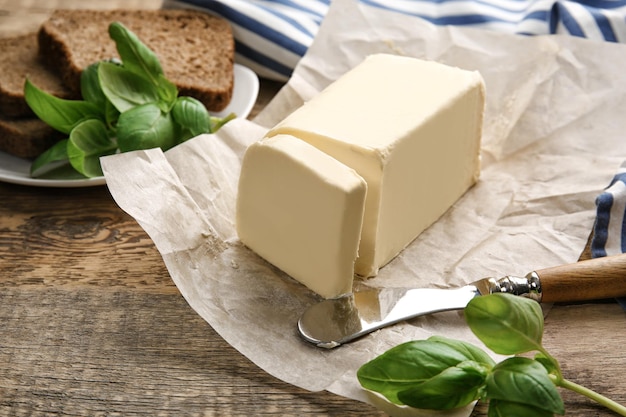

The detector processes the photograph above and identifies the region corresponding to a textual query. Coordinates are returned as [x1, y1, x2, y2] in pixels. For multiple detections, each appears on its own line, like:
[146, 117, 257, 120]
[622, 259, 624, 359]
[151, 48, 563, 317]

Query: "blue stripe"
[258, 0, 327, 20]
[427, 13, 512, 25]
[622, 195, 626, 253]
[524, 9, 551, 22]
[364, 0, 553, 15]
[361, 0, 565, 27]
[588, 6, 618, 41]
[253, 3, 321, 38]
[550, 2, 586, 36]
[610, 171, 626, 186]
[575, 0, 626, 10]
[360, 0, 520, 25]
[235, 41, 294, 78]
[591, 191, 613, 258]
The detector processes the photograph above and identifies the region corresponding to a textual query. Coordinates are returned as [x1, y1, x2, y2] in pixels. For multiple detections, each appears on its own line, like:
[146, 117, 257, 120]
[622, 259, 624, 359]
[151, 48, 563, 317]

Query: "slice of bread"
[0, 116, 61, 159]
[38, 9, 235, 112]
[0, 33, 74, 118]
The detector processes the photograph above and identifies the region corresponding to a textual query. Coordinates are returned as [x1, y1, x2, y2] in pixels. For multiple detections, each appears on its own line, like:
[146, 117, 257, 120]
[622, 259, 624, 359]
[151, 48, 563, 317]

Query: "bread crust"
[0, 116, 61, 159]
[38, 9, 235, 111]
[0, 34, 73, 118]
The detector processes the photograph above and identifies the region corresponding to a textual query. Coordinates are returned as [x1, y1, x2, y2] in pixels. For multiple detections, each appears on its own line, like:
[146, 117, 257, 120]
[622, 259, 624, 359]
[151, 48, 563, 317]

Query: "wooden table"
[1, 1, 625, 416]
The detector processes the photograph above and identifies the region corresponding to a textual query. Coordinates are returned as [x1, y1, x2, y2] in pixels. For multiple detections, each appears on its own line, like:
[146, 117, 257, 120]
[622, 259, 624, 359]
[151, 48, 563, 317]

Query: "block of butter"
[237, 53, 485, 298]
[236, 134, 367, 299]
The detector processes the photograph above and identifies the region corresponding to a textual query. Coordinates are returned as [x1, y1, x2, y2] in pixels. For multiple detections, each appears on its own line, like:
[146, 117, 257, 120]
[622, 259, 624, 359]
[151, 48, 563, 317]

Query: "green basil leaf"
[397, 360, 489, 410]
[98, 62, 160, 113]
[116, 102, 178, 152]
[486, 357, 564, 415]
[487, 399, 556, 417]
[357, 336, 494, 405]
[81, 62, 108, 108]
[30, 139, 70, 177]
[534, 353, 561, 376]
[427, 336, 496, 367]
[157, 74, 179, 106]
[172, 96, 210, 138]
[108, 21, 163, 86]
[67, 119, 118, 178]
[465, 293, 544, 355]
[105, 100, 121, 128]
[24, 79, 102, 134]
[37, 163, 89, 180]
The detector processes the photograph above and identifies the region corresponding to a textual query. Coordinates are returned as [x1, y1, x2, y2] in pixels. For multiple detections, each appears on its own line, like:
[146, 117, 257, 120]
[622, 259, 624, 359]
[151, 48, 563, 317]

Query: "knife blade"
[297, 253, 626, 348]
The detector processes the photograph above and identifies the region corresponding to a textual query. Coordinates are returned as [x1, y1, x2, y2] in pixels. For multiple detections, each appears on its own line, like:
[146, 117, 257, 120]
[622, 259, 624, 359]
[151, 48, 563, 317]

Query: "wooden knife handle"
[536, 253, 626, 303]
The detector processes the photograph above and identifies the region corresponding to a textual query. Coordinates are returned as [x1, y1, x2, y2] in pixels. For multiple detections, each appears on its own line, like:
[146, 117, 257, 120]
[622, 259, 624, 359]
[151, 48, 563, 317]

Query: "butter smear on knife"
[236, 54, 485, 299]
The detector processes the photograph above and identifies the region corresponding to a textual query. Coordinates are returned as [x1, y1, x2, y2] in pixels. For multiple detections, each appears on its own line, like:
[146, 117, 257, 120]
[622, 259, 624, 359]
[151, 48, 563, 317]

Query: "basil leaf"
[30, 139, 70, 177]
[81, 62, 108, 108]
[172, 96, 210, 138]
[157, 74, 179, 106]
[397, 360, 489, 410]
[357, 336, 494, 405]
[108, 21, 163, 86]
[37, 163, 89, 180]
[465, 293, 544, 355]
[67, 119, 118, 177]
[105, 100, 121, 128]
[98, 62, 160, 113]
[116, 102, 178, 152]
[24, 79, 102, 134]
[486, 357, 564, 415]
[487, 399, 556, 417]
[534, 352, 561, 376]
[427, 336, 496, 367]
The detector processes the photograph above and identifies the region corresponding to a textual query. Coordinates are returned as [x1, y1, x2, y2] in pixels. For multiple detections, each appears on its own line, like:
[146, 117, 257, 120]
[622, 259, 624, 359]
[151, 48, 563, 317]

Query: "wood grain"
[0, 184, 175, 292]
[1, 1, 626, 416]
[0, 287, 385, 416]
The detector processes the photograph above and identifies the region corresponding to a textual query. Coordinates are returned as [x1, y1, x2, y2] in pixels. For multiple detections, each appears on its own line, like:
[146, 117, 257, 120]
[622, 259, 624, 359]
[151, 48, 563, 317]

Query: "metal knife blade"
[298, 279, 503, 349]
[298, 284, 479, 348]
[297, 253, 626, 348]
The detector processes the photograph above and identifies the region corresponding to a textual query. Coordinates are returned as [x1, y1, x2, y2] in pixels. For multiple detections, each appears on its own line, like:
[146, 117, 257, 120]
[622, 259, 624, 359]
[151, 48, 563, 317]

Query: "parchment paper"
[101, 0, 626, 415]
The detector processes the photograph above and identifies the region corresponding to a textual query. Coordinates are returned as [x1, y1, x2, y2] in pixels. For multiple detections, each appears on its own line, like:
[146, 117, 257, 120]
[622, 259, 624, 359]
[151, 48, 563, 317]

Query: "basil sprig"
[25, 21, 235, 178]
[358, 293, 626, 416]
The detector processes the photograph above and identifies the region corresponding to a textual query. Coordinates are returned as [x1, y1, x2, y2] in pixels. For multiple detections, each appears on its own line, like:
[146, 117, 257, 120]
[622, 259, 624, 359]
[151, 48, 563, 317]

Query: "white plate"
[0, 64, 259, 188]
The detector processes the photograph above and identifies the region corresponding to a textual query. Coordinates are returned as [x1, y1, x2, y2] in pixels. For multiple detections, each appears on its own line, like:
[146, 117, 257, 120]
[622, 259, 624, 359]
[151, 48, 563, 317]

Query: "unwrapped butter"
[237, 54, 485, 298]
[236, 134, 367, 299]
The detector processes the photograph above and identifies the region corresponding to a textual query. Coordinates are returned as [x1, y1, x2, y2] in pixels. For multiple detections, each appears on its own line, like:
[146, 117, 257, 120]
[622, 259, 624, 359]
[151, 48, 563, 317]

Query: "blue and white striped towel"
[167, 0, 626, 306]
[592, 162, 626, 308]
[168, 0, 626, 81]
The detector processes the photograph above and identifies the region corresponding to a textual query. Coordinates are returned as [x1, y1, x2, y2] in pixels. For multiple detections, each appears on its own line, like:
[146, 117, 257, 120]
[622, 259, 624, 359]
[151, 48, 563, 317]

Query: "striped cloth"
[592, 162, 626, 308]
[592, 162, 626, 259]
[166, 0, 626, 81]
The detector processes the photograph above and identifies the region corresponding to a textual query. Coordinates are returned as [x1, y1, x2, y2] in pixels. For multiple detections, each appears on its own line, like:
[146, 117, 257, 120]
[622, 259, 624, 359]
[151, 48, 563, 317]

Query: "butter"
[236, 134, 367, 299]
[266, 54, 485, 277]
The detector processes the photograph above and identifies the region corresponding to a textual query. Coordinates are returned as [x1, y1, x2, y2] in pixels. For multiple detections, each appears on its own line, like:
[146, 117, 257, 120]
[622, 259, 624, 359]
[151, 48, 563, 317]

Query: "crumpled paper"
[101, 0, 626, 415]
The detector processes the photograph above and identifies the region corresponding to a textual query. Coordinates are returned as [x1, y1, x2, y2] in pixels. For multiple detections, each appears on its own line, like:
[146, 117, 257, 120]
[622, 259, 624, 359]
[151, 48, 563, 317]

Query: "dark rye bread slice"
[38, 9, 235, 112]
[0, 33, 74, 118]
[0, 116, 61, 159]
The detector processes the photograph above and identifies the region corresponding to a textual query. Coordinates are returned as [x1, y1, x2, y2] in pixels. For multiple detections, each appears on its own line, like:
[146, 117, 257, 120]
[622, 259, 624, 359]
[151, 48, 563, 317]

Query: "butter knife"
[298, 254, 626, 348]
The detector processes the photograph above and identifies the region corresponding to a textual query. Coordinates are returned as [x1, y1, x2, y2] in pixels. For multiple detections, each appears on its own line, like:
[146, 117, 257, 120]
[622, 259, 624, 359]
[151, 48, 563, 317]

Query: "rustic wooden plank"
[0, 183, 175, 293]
[543, 303, 626, 415]
[0, 287, 385, 416]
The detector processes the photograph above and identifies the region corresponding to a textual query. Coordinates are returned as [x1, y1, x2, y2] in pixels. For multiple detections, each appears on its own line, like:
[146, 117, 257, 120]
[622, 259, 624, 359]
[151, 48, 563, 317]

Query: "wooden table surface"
[1, 1, 625, 416]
